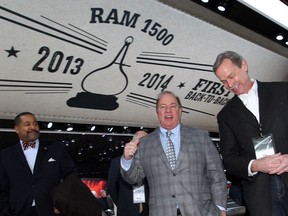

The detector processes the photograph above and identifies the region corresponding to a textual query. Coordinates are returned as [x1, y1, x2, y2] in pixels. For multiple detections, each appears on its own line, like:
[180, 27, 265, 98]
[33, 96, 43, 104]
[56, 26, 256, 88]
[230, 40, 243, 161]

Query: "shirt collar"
[160, 124, 180, 137]
[238, 79, 258, 99]
[250, 79, 258, 95]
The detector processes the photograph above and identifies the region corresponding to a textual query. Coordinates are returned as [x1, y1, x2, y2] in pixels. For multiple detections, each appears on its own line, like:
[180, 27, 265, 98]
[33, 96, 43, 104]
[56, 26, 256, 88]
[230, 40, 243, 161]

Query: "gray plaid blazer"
[121, 124, 227, 216]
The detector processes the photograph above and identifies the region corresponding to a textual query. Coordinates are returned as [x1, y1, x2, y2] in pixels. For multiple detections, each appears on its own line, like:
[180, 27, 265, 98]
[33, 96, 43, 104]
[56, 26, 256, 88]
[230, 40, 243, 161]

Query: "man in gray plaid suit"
[121, 91, 227, 216]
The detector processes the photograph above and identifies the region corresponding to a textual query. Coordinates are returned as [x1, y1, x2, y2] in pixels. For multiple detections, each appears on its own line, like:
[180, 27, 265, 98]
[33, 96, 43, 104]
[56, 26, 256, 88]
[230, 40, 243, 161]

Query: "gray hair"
[213, 51, 244, 73]
[155, 91, 182, 110]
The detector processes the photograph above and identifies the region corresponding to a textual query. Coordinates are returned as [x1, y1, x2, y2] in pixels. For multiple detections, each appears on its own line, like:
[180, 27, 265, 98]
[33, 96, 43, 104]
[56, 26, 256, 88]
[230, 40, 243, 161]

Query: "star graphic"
[177, 82, 185, 89]
[5, 46, 20, 57]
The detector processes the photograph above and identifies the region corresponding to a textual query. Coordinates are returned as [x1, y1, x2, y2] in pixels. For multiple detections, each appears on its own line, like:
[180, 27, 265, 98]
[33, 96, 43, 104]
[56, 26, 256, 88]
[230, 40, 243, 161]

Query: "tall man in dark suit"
[213, 51, 288, 216]
[107, 131, 149, 216]
[121, 91, 227, 216]
[0, 112, 77, 216]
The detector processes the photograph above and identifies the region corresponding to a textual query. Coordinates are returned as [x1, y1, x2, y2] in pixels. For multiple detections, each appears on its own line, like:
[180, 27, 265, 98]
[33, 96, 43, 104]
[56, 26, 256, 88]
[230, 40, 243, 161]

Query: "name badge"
[133, 185, 145, 203]
[252, 133, 275, 159]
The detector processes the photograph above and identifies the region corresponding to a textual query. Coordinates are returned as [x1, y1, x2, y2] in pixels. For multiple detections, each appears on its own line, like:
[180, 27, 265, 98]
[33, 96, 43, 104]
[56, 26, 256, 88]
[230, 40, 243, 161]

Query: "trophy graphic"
[67, 36, 134, 110]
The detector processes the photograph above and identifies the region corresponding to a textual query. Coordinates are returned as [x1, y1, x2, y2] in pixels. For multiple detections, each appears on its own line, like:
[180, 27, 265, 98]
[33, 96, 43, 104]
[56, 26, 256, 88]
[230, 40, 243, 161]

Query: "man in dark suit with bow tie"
[0, 112, 77, 216]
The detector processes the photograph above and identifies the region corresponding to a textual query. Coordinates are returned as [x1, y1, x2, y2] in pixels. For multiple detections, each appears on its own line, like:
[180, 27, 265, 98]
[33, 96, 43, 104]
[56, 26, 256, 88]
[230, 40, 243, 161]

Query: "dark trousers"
[177, 208, 182, 216]
[27, 207, 38, 216]
[271, 175, 288, 216]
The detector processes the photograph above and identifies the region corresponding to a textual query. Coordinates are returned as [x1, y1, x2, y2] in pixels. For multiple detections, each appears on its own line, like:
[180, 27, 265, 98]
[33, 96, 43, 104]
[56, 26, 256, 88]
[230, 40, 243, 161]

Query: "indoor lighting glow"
[218, 4, 226, 12]
[237, 0, 288, 30]
[201, 0, 209, 3]
[47, 122, 53, 128]
[276, 34, 284, 41]
[66, 124, 73, 131]
[218, 5, 225, 11]
[218, 0, 229, 12]
[89, 125, 96, 132]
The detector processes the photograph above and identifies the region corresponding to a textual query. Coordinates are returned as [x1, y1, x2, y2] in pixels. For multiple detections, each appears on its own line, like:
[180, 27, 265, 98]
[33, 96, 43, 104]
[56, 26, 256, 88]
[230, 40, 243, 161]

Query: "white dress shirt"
[238, 79, 260, 123]
[21, 139, 39, 173]
[238, 79, 259, 176]
[21, 139, 39, 206]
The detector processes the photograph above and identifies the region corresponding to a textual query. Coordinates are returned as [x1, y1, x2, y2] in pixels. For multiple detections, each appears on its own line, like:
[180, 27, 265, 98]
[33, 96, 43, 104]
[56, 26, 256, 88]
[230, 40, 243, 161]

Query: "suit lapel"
[257, 81, 269, 125]
[14, 143, 32, 173]
[230, 95, 259, 129]
[152, 128, 173, 170]
[33, 140, 49, 174]
[176, 125, 189, 170]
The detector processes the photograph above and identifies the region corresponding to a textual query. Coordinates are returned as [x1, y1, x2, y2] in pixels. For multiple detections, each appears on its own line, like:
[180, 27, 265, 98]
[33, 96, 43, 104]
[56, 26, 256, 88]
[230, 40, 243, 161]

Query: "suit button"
[173, 173, 176, 176]
[172, 195, 175, 198]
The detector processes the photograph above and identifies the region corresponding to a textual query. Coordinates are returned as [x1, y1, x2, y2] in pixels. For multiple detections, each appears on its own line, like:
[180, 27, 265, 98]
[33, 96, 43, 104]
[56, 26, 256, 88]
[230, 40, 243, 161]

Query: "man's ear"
[154, 111, 158, 119]
[15, 126, 19, 135]
[241, 60, 248, 72]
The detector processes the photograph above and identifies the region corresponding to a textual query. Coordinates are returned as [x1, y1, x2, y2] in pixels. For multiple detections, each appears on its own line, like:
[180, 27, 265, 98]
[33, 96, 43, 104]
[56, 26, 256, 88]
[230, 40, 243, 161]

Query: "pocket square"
[48, 158, 56, 162]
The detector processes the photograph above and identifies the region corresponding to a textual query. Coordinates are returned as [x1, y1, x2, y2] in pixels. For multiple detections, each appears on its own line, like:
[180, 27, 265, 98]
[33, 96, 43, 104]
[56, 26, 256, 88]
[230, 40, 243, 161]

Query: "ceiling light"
[218, 0, 228, 12]
[201, 0, 209, 3]
[218, 5, 225, 12]
[276, 33, 284, 40]
[285, 41, 288, 45]
[66, 124, 73, 131]
[47, 122, 53, 129]
[104, 126, 114, 132]
[87, 125, 96, 132]
[123, 127, 132, 134]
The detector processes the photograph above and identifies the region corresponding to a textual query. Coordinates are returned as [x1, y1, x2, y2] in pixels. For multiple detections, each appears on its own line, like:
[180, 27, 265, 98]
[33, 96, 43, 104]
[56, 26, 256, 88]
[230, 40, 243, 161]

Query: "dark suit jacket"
[217, 81, 288, 216]
[107, 156, 149, 216]
[0, 140, 76, 216]
[51, 173, 104, 216]
[121, 125, 227, 216]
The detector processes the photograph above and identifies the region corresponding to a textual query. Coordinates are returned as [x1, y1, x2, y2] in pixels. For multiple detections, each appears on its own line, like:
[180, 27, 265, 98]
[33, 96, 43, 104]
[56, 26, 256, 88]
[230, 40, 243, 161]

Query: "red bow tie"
[22, 141, 36, 150]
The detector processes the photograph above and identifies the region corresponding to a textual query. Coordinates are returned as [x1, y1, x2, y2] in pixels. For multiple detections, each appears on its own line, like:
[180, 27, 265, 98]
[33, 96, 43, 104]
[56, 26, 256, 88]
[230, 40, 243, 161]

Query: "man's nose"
[30, 124, 36, 130]
[227, 80, 234, 89]
[165, 106, 171, 112]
